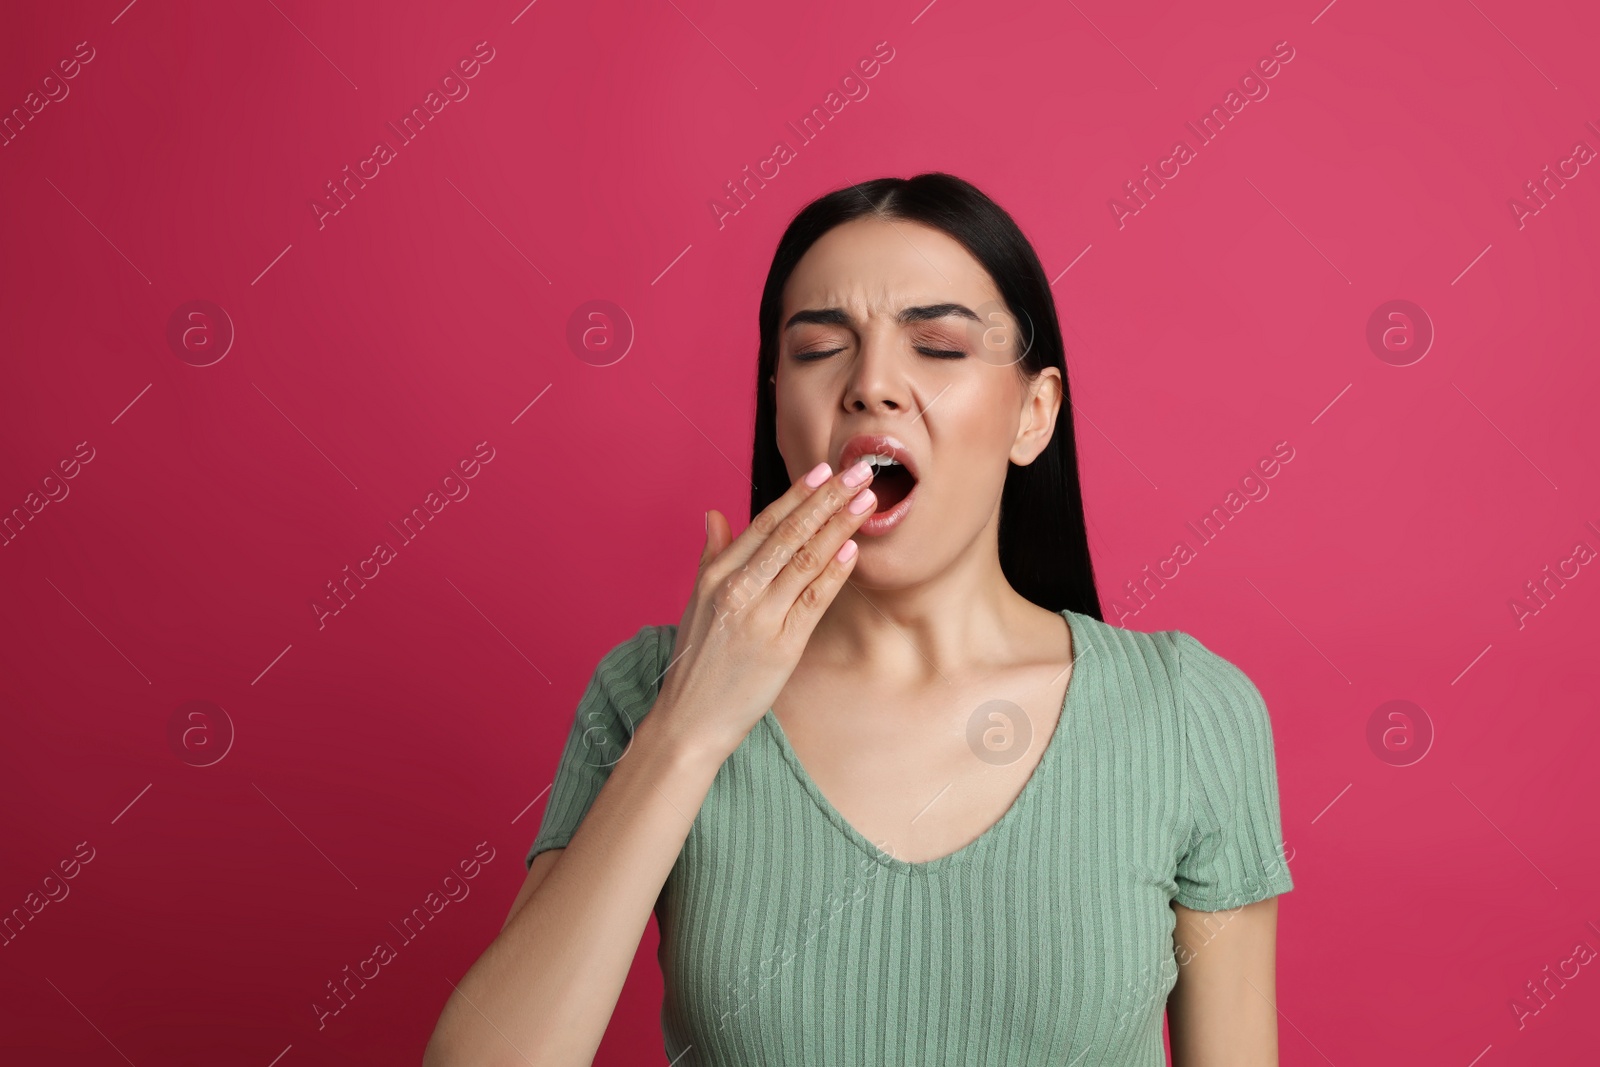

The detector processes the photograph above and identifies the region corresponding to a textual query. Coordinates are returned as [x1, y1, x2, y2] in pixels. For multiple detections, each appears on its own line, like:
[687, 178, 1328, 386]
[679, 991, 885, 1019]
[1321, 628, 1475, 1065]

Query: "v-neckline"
[759, 608, 1090, 876]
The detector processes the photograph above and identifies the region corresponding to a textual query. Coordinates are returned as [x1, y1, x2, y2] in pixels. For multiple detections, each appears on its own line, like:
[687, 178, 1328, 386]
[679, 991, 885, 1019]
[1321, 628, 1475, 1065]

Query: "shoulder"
[1162, 628, 1279, 760]
[1065, 608, 1183, 686]
[1165, 629, 1268, 715]
[597, 622, 673, 674]
[1069, 611, 1254, 679]
[585, 623, 676, 719]
[1069, 611, 1271, 731]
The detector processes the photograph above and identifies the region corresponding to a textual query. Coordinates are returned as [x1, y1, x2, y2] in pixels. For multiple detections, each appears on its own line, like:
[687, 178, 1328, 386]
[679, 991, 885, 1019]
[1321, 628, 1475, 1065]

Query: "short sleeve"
[1170, 630, 1294, 910]
[525, 624, 669, 870]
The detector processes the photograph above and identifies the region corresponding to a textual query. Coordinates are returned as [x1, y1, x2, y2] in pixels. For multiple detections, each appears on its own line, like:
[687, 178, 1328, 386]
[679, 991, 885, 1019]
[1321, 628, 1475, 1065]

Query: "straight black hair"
[749, 172, 1102, 621]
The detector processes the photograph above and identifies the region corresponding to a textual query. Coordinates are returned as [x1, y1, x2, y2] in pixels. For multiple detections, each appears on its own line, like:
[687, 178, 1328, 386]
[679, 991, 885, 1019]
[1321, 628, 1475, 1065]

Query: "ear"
[1010, 367, 1061, 465]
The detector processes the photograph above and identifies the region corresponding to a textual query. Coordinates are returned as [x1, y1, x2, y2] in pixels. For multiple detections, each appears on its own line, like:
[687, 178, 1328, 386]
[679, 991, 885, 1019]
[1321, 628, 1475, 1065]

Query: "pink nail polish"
[849, 488, 875, 514]
[804, 461, 831, 488]
[842, 460, 872, 487]
[835, 539, 858, 562]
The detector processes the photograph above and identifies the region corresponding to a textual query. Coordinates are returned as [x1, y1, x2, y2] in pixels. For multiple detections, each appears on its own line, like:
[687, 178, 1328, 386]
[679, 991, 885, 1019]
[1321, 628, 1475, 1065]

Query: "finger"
[764, 482, 876, 609]
[783, 534, 860, 640]
[711, 460, 874, 579]
[735, 461, 875, 606]
[699, 508, 729, 571]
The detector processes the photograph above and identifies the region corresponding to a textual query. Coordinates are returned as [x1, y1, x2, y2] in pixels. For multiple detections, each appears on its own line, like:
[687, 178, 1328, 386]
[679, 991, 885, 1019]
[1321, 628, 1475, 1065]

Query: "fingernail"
[804, 461, 832, 488]
[849, 488, 876, 514]
[835, 538, 858, 562]
[842, 460, 872, 487]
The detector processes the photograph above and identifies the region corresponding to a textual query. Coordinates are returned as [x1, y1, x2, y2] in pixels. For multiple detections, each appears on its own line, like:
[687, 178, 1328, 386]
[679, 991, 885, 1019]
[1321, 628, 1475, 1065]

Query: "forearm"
[424, 712, 726, 1067]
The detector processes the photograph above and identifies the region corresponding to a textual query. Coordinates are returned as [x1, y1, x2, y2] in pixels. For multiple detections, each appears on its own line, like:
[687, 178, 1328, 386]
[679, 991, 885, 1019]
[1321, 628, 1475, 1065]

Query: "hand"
[650, 460, 880, 761]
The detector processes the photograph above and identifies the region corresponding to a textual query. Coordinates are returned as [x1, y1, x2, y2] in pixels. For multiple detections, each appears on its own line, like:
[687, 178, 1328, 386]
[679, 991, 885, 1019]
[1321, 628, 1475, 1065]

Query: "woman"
[425, 173, 1294, 1066]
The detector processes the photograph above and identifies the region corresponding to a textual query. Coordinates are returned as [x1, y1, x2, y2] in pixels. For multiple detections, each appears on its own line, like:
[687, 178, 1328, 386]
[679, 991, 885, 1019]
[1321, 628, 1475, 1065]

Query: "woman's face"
[774, 216, 1062, 587]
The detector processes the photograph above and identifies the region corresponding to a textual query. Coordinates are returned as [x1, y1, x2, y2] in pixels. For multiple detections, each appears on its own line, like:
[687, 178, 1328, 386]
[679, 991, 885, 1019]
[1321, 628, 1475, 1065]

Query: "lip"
[837, 433, 921, 480]
[835, 433, 920, 537]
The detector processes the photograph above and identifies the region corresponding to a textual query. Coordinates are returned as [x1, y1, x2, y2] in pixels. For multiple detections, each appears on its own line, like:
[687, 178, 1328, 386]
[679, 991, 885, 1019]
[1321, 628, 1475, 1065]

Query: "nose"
[841, 332, 910, 414]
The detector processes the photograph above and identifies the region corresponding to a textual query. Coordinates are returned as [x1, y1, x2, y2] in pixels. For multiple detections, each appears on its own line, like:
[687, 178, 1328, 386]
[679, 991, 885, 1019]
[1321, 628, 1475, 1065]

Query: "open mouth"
[853, 454, 918, 536]
[864, 456, 917, 512]
[837, 434, 922, 537]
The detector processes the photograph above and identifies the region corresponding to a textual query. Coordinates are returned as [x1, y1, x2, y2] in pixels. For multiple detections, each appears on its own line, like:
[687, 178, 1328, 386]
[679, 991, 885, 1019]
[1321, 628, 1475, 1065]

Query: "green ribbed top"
[527, 608, 1293, 1065]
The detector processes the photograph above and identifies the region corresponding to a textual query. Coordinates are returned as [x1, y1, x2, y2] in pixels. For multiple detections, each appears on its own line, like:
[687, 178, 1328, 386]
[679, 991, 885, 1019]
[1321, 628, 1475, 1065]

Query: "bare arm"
[1166, 896, 1281, 1066]
[423, 459, 879, 1067]
[423, 716, 724, 1067]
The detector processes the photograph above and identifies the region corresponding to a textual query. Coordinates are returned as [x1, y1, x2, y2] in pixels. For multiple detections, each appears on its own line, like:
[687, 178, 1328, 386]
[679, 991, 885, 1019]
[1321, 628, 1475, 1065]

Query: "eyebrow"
[783, 303, 982, 331]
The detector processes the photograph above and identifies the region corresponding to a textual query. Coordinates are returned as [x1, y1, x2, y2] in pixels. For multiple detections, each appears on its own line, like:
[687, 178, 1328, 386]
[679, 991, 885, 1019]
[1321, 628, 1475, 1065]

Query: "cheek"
[924, 387, 1020, 508]
[934, 380, 1020, 455]
[773, 379, 832, 475]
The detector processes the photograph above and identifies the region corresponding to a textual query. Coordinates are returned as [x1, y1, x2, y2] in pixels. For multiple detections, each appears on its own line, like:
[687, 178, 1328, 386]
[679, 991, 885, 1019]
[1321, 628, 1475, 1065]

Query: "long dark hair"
[749, 172, 1102, 621]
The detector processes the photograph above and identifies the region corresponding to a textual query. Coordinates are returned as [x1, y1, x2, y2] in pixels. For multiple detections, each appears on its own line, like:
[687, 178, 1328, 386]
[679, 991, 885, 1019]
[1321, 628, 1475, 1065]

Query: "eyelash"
[794, 346, 965, 362]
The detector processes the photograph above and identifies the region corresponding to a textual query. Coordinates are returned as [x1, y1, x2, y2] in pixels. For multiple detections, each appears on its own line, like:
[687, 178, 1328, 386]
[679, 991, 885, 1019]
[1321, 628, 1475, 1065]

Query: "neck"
[805, 519, 1047, 685]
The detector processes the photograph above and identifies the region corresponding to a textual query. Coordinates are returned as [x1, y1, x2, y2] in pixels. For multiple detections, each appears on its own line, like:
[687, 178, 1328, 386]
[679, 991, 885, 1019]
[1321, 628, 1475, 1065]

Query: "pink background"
[3, 0, 1597, 1063]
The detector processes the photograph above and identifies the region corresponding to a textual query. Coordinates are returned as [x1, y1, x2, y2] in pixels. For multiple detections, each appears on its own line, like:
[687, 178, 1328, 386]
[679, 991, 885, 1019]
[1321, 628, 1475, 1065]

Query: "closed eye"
[793, 346, 966, 362]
